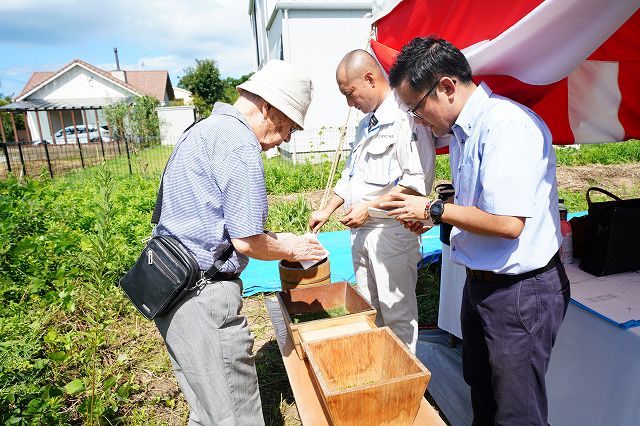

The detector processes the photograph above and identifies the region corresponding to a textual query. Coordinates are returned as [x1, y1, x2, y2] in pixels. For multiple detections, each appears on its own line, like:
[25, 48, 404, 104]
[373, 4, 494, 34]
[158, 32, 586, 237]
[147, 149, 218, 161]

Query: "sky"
[0, 0, 256, 98]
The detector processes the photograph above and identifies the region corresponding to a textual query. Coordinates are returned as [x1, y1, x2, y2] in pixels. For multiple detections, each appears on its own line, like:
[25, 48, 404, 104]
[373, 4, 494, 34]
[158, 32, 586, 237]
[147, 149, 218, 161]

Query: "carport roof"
[0, 97, 134, 112]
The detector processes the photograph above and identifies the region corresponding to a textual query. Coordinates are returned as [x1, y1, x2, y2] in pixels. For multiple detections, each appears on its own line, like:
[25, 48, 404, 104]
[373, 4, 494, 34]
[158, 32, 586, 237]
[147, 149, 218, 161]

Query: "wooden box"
[304, 327, 431, 426]
[276, 281, 377, 359]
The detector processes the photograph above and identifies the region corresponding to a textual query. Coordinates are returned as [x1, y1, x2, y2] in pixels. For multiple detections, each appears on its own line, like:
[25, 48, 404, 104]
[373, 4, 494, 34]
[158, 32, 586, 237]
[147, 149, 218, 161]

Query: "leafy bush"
[0, 166, 157, 424]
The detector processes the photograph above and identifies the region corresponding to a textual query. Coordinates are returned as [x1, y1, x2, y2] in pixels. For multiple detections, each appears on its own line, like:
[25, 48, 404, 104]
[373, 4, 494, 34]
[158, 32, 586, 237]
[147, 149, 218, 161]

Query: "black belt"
[200, 271, 240, 281]
[466, 252, 560, 283]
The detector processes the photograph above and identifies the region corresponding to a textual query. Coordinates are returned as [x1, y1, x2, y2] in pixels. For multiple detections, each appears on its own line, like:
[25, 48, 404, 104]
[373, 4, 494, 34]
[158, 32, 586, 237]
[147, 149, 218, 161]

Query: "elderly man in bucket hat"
[153, 60, 327, 425]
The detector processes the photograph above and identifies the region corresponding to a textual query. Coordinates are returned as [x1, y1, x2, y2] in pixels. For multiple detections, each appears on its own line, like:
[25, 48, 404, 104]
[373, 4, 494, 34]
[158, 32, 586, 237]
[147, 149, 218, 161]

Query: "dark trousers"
[461, 263, 570, 426]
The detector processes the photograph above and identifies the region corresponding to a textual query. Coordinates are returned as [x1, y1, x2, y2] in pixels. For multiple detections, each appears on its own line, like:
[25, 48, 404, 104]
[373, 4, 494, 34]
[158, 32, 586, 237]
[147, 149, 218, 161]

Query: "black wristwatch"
[429, 199, 445, 225]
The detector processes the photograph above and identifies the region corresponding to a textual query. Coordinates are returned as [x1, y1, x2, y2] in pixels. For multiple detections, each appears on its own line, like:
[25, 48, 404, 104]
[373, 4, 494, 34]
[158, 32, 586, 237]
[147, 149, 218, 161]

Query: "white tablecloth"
[437, 244, 465, 339]
[438, 256, 640, 426]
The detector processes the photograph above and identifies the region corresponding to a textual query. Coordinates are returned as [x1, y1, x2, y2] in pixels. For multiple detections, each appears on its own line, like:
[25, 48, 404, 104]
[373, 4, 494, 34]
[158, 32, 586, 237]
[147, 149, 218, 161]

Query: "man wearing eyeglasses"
[383, 37, 570, 426]
[309, 49, 436, 353]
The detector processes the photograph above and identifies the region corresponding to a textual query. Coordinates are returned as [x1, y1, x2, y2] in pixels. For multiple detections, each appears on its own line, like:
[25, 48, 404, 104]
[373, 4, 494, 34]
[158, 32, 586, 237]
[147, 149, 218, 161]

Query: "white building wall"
[255, 4, 373, 162]
[173, 87, 193, 105]
[286, 9, 372, 129]
[269, 12, 284, 60]
[156, 106, 196, 145]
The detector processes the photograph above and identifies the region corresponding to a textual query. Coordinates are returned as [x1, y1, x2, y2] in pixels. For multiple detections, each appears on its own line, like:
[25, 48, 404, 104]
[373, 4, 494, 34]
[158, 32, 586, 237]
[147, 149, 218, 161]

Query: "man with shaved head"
[309, 49, 435, 353]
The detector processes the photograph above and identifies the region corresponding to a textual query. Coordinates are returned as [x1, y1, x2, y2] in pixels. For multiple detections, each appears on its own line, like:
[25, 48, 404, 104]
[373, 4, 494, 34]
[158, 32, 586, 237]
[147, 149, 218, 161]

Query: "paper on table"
[299, 232, 330, 270]
[564, 263, 640, 328]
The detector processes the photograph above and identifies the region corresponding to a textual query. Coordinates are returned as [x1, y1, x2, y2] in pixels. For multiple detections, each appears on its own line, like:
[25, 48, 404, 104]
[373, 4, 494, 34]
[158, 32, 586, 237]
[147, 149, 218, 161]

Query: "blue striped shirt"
[154, 103, 267, 274]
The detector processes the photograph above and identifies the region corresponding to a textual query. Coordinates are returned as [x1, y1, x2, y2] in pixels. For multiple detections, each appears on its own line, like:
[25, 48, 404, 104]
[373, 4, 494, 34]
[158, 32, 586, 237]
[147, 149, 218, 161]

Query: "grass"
[416, 263, 441, 327]
[264, 157, 344, 195]
[266, 195, 344, 234]
[1, 138, 638, 424]
[554, 139, 640, 166]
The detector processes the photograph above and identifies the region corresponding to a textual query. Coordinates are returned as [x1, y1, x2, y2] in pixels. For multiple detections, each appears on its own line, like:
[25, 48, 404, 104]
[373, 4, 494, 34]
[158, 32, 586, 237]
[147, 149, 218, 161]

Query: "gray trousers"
[154, 278, 264, 426]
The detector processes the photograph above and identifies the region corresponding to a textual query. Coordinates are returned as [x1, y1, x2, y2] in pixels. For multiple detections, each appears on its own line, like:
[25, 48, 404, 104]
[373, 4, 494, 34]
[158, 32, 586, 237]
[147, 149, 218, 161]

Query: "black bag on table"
[579, 187, 640, 277]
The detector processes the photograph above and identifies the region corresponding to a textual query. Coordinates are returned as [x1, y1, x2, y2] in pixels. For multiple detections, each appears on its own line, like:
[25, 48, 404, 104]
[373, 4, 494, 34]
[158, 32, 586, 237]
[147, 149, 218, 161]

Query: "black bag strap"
[435, 183, 455, 201]
[202, 243, 234, 281]
[586, 187, 623, 205]
[151, 117, 234, 280]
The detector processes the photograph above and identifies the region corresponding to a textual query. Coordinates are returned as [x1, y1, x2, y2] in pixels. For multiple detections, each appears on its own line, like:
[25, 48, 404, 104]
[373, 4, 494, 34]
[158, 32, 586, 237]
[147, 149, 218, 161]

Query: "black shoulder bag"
[119, 120, 234, 319]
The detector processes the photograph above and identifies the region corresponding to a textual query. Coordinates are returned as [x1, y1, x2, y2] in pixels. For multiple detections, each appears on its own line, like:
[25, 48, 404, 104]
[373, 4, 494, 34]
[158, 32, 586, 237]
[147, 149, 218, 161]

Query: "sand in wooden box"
[304, 327, 431, 426]
[276, 281, 377, 359]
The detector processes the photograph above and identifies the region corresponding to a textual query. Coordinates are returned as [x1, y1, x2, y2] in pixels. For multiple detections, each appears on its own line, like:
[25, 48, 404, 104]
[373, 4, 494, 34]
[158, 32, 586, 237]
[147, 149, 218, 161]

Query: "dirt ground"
[271, 162, 640, 207]
[142, 162, 639, 425]
[555, 162, 640, 195]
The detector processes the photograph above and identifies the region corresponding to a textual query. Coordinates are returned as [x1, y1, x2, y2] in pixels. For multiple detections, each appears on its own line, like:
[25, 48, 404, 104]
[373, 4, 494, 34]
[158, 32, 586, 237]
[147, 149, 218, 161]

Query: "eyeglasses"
[289, 125, 300, 135]
[407, 78, 442, 121]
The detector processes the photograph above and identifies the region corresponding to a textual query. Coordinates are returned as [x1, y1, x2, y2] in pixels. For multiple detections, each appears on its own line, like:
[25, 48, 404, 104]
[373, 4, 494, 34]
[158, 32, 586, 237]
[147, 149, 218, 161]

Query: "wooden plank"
[300, 316, 375, 343]
[277, 282, 377, 359]
[266, 297, 446, 426]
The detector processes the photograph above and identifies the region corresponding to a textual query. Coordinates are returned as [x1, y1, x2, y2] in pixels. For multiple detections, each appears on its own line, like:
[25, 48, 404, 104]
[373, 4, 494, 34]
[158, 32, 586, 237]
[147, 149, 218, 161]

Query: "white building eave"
[266, 1, 373, 30]
[17, 62, 142, 102]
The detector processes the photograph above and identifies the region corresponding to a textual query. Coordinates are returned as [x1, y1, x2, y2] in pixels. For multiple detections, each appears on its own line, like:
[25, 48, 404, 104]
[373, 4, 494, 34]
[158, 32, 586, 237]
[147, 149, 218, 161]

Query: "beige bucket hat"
[237, 60, 313, 130]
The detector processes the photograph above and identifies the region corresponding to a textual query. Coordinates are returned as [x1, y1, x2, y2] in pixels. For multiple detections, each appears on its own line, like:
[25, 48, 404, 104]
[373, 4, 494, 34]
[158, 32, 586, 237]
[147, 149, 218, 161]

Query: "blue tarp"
[241, 226, 443, 296]
[241, 211, 588, 296]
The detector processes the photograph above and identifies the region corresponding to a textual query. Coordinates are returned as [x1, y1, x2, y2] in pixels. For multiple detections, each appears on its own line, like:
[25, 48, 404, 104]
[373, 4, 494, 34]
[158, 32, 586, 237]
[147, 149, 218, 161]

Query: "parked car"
[89, 125, 120, 143]
[34, 125, 92, 145]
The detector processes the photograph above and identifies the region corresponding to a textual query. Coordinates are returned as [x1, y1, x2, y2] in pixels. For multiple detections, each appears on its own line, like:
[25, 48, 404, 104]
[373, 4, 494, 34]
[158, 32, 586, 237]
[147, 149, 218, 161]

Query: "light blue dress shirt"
[449, 82, 562, 274]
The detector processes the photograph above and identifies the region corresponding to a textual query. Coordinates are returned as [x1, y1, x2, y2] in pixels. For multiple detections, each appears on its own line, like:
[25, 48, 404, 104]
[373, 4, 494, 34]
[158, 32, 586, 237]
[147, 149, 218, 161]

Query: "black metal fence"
[0, 137, 172, 179]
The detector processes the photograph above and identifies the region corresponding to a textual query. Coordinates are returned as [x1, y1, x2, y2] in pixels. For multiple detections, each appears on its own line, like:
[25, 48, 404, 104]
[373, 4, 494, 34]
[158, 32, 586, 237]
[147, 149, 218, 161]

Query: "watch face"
[431, 201, 443, 217]
[430, 200, 444, 223]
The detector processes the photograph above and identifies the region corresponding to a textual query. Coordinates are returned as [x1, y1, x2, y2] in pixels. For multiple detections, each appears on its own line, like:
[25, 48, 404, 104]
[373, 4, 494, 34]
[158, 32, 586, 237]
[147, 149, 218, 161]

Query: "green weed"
[266, 196, 344, 234]
[264, 157, 344, 195]
[416, 263, 441, 327]
[555, 139, 640, 166]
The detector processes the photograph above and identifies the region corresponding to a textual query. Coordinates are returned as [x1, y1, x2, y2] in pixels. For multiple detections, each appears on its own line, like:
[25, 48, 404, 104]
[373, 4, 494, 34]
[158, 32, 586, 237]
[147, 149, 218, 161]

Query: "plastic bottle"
[558, 199, 573, 264]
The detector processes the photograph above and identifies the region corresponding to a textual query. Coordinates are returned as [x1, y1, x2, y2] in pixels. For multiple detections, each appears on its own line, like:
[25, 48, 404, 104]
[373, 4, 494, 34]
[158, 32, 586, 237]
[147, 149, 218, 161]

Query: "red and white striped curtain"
[371, 0, 640, 145]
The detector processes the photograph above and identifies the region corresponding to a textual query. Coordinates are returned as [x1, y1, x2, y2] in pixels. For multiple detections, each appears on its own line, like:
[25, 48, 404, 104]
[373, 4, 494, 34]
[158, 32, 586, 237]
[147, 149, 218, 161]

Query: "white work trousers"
[351, 222, 421, 353]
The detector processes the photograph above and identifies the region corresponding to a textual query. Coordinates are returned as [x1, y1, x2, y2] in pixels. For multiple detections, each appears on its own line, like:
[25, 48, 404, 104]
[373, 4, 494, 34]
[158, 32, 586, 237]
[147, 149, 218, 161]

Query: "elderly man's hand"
[339, 203, 369, 228]
[283, 234, 328, 262]
[380, 193, 431, 222]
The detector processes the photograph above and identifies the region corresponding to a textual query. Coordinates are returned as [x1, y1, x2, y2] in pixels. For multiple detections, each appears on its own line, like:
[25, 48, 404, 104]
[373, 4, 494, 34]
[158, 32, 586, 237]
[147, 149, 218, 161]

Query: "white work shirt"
[449, 82, 562, 274]
[334, 91, 435, 221]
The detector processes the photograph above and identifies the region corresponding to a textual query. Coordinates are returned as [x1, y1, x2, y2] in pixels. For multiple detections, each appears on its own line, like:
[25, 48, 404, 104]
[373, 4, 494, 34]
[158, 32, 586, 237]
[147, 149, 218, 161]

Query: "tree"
[178, 59, 225, 118]
[103, 95, 162, 147]
[220, 73, 253, 104]
[0, 80, 25, 142]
